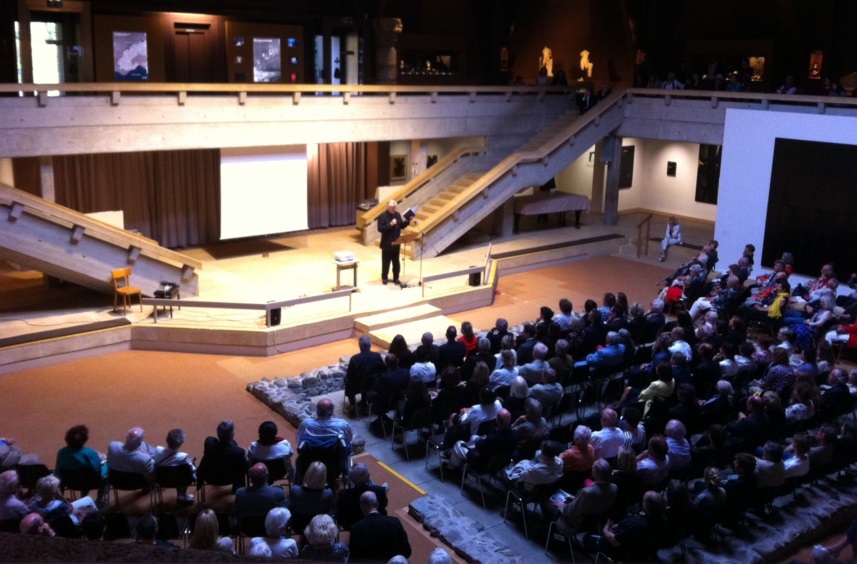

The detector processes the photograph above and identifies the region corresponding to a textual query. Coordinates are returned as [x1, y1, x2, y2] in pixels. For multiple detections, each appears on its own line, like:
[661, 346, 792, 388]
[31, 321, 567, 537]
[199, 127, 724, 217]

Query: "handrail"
[636, 214, 654, 258]
[399, 89, 626, 240]
[0, 82, 574, 96]
[143, 288, 354, 326]
[357, 145, 485, 230]
[0, 183, 202, 272]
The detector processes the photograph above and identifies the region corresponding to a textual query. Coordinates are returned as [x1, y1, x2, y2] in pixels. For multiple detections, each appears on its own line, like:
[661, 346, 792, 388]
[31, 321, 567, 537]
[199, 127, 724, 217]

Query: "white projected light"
[220, 146, 308, 240]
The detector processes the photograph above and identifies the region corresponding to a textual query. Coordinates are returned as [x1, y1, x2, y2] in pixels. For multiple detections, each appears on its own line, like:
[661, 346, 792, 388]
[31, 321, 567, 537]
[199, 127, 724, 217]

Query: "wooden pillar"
[602, 135, 622, 226]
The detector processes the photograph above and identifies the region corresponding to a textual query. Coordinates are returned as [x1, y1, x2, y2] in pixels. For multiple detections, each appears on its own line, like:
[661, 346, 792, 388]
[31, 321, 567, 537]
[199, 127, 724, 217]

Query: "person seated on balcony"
[447, 408, 515, 471]
[415, 331, 440, 367]
[515, 323, 539, 365]
[658, 216, 683, 262]
[368, 354, 410, 420]
[189, 508, 234, 554]
[457, 321, 478, 359]
[437, 325, 466, 373]
[511, 399, 549, 460]
[247, 421, 293, 469]
[688, 275, 742, 322]
[783, 433, 811, 480]
[106, 426, 155, 484]
[486, 318, 510, 355]
[153, 428, 196, 505]
[26, 474, 97, 526]
[589, 490, 667, 561]
[579, 331, 625, 376]
[462, 337, 496, 381]
[409, 346, 437, 387]
[635, 435, 670, 489]
[459, 386, 502, 437]
[249, 507, 298, 559]
[555, 459, 617, 535]
[504, 440, 564, 489]
[754, 441, 786, 489]
[559, 425, 597, 476]
[335, 462, 388, 531]
[289, 461, 335, 534]
[0, 470, 30, 524]
[553, 298, 578, 333]
[548, 339, 575, 384]
[300, 514, 349, 562]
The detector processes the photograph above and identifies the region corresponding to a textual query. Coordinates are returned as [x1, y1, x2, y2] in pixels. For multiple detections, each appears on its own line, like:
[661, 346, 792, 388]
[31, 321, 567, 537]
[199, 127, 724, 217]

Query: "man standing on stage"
[378, 200, 411, 285]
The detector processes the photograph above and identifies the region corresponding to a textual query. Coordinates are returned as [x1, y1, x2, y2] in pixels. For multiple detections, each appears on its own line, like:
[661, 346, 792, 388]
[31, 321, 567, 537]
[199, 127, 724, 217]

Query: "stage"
[0, 211, 715, 373]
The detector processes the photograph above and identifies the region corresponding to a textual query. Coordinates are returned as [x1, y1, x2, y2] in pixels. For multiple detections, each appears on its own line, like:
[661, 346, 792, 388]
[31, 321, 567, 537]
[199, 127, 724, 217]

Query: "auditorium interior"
[1, 1, 857, 562]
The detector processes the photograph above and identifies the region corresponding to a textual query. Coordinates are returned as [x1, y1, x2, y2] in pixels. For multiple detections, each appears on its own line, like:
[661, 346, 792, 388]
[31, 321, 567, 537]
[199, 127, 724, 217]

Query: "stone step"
[368, 314, 456, 349]
[354, 303, 441, 334]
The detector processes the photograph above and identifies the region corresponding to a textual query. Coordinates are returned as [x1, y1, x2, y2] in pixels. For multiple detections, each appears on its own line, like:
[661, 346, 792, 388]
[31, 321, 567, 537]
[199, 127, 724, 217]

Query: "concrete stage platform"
[0, 211, 715, 374]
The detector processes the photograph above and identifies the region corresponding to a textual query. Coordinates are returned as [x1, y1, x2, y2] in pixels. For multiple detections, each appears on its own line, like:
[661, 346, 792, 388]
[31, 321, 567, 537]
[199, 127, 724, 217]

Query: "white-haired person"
[428, 547, 454, 564]
[300, 513, 349, 561]
[248, 506, 298, 558]
[0, 469, 29, 524]
[153, 428, 196, 504]
[664, 420, 691, 471]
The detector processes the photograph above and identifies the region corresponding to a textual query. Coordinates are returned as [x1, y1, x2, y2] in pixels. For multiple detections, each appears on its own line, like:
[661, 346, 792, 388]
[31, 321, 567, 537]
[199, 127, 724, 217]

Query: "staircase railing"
[636, 214, 653, 258]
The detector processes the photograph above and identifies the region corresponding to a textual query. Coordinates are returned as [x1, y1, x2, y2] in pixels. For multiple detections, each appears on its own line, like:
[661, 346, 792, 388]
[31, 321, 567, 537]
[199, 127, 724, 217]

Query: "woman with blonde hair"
[288, 461, 334, 533]
[301, 514, 348, 561]
[189, 508, 234, 553]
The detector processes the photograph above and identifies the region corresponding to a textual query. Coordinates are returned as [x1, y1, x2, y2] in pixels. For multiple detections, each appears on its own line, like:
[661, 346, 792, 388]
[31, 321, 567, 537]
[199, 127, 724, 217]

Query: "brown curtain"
[11, 157, 41, 195]
[307, 142, 369, 229]
[53, 150, 220, 248]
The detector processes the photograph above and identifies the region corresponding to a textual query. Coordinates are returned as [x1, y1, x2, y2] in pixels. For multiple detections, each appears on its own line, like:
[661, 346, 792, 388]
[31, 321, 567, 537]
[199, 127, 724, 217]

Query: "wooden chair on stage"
[112, 267, 142, 314]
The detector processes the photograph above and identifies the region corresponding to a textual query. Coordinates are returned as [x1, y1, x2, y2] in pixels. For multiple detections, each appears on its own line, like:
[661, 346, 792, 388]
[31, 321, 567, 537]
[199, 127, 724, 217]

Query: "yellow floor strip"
[378, 461, 426, 495]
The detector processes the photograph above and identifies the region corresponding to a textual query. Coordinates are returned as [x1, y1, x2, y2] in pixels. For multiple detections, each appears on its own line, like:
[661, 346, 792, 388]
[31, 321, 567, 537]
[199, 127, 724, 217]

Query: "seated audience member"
[461, 361, 491, 409]
[754, 441, 786, 489]
[397, 377, 431, 430]
[448, 409, 515, 470]
[593, 490, 667, 561]
[691, 424, 731, 473]
[249, 507, 299, 559]
[692, 466, 727, 512]
[349, 491, 412, 562]
[153, 428, 196, 504]
[457, 321, 478, 358]
[249, 432, 293, 476]
[689, 275, 741, 321]
[553, 298, 577, 332]
[135, 513, 178, 548]
[503, 376, 530, 420]
[621, 362, 675, 416]
[235, 463, 288, 520]
[581, 309, 608, 356]
[0, 470, 30, 523]
[636, 435, 670, 488]
[54, 424, 107, 496]
[247, 543, 271, 558]
[486, 318, 510, 355]
[344, 335, 385, 415]
[462, 337, 497, 382]
[529, 368, 563, 409]
[559, 425, 597, 475]
[581, 331, 625, 374]
[301, 514, 348, 562]
[459, 386, 502, 436]
[505, 440, 564, 489]
[336, 462, 388, 531]
[410, 346, 437, 387]
[669, 382, 702, 434]
[388, 334, 415, 371]
[431, 366, 464, 426]
[620, 406, 646, 453]
[511, 398, 548, 459]
[415, 331, 440, 367]
[820, 368, 852, 418]
[726, 395, 769, 451]
[437, 325, 467, 373]
[27, 474, 97, 525]
[516, 323, 539, 365]
[106, 427, 155, 483]
[19, 512, 55, 536]
[189, 508, 234, 553]
[0, 436, 40, 472]
[548, 339, 575, 384]
[289, 461, 335, 533]
[785, 380, 816, 423]
[610, 447, 641, 520]
[591, 408, 625, 460]
[198, 420, 248, 492]
[555, 459, 618, 535]
[700, 380, 734, 427]
[518, 342, 551, 385]
[664, 420, 691, 471]
[810, 425, 837, 470]
[489, 349, 518, 391]
[783, 433, 811, 480]
[371, 353, 410, 419]
[295, 398, 353, 480]
[722, 453, 757, 509]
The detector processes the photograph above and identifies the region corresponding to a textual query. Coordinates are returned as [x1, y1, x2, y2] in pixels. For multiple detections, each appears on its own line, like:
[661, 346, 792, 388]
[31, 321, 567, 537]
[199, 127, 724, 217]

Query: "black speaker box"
[468, 272, 481, 286]
[268, 308, 281, 326]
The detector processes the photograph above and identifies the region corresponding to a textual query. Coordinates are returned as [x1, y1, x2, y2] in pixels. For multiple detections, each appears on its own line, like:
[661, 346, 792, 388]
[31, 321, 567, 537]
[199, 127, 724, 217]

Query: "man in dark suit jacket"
[820, 368, 852, 417]
[345, 335, 386, 414]
[234, 463, 288, 519]
[516, 323, 539, 365]
[369, 354, 410, 417]
[335, 462, 388, 530]
[437, 325, 467, 372]
[197, 420, 247, 492]
[414, 332, 440, 366]
[486, 318, 510, 355]
[349, 491, 411, 562]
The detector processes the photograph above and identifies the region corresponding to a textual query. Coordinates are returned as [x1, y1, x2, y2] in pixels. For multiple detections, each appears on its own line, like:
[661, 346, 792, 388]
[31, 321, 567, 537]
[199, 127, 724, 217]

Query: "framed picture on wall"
[113, 31, 149, 81]
[391, 154, 408, 182]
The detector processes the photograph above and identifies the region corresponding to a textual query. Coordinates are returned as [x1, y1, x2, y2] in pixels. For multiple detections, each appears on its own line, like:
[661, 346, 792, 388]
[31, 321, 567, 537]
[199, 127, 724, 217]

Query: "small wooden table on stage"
[513, 192, 590, 232]
[333, 260, 359, 292]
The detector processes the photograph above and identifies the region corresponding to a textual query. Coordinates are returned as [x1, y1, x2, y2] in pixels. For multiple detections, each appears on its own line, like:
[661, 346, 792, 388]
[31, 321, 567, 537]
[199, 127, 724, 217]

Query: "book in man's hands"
[403, 206, 418, 221]
[549, 489, 573, 510]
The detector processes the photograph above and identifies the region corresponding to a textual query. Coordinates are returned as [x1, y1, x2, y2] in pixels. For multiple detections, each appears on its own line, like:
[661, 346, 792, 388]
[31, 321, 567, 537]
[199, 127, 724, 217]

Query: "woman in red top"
[457, 321, 478, 357]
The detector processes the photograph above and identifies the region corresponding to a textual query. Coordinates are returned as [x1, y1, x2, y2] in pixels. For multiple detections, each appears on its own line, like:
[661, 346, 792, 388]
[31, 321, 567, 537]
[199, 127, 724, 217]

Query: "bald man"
[349, 491, 411, 562]
[106, 427, 155, 482]
[377, 199, 411, 286]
